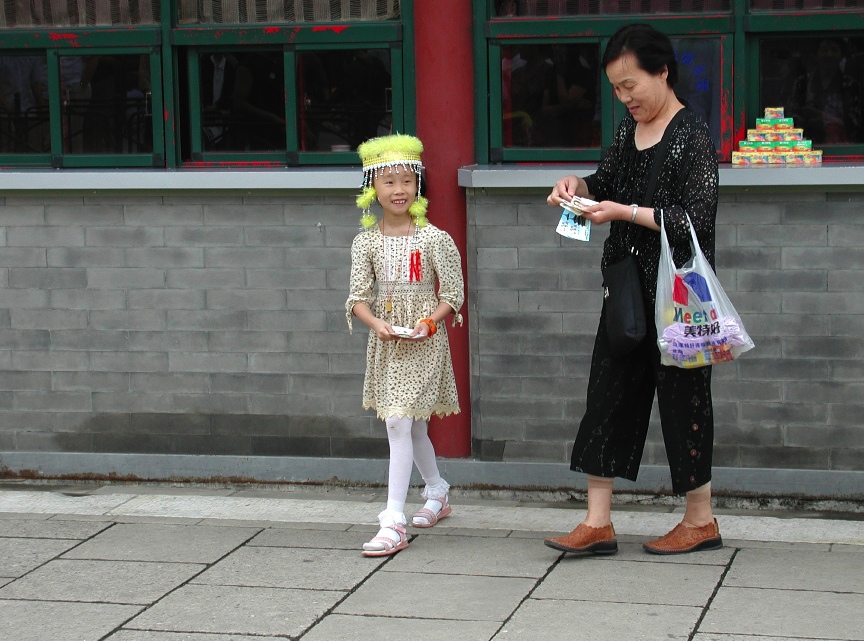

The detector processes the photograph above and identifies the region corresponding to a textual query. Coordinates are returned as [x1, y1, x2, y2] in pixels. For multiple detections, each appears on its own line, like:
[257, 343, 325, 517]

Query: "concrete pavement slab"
[302, 613, 502, 641]
[62, 523, 260, 563]
[92, 485, 235, 497]
[533, 557, 725, 607]
[127, 583, 344, 637]
[582, 541, 734, 565]
[191, 546, 380, 590]
[0, 578, 11, 588]
[106, 633, 285, 641]
[0, 518, 112, 540]
[693, 636, 848, 641]
[198, 518, 353, 530]
[383, 534, 556, 578]
[0, 599, 142, 641]
[0, 558, 205, 604]
[699, 586, 864, 639]
[336, 571, 536, 621]
[492, 598, 701, 640]
[0, 537, 81, 577]
[726, 548, 864, 593]
[247, 526, 366, 549]
[0, 491, 136, 515]
[0, 512, 50, 520]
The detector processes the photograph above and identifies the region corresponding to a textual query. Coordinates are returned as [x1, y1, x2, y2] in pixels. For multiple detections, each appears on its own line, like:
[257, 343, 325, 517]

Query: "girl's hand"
[578, 200, 630, 226]
[370, 319, 399, 341]
[409, 321, 430, 342]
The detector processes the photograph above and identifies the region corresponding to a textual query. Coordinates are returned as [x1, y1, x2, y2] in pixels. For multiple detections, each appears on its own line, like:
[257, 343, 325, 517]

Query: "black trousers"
[570, 302, 714, 495]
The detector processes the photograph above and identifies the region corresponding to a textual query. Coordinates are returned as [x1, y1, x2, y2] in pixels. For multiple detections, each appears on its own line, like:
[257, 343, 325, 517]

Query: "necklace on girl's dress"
[381, 221, 421, 313]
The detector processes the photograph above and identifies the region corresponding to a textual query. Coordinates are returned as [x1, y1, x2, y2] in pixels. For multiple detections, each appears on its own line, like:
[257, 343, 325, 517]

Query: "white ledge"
[0, 168, 360, 191]
[458, 163, 864, 189]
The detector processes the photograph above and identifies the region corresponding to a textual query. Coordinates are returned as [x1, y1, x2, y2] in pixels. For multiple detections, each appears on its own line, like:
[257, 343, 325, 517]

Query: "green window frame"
[0, 27, 164, 168]
[475, 0, 864, 163]
[0, 0, 413, 168]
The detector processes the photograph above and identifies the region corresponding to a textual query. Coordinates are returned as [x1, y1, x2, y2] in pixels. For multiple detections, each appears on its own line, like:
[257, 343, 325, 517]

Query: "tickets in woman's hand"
[565, 195, 599, 213]
[557, 196, 595, 242]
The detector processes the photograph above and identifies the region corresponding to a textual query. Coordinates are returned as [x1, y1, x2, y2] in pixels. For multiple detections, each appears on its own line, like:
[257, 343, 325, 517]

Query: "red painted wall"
[414, 1, 475, 457]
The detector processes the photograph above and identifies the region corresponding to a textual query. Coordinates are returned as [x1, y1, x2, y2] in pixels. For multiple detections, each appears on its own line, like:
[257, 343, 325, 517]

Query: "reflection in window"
[501, 44, 600, 148]
[60, 55, 153, 154]
[494, 0, 729, 16]
[761, 36, 864, 144]
[297, 50, 392, 151]
[0, 54, 49, 154]
[198, 50, 286, 152]
[673, 38, 722, 149]
[199, 50, 285, 152]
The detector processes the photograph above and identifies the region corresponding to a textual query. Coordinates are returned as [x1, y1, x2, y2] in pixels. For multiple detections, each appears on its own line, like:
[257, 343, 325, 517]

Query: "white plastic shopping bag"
[655, 214, 754, 368]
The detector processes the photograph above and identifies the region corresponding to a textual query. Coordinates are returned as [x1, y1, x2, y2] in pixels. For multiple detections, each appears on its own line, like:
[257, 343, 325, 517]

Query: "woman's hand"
[547, 175, 581, 206]
[579, 200, 631, 226]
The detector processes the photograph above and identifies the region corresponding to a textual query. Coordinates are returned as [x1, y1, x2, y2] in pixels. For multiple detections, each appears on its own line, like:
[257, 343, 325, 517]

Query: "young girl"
[345, 134, 464, 557]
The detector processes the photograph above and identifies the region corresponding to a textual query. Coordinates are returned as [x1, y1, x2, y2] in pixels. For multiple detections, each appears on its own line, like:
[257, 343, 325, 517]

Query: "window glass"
[179, 0, 400, 24]
[750, 0, 864, 11]
[60, 54, 153, 154]
[0, 54, 49, 153]
[0, 0, 160, 27]
[760, 36, 864, 144]
[672, 37, 722, 148]
[501, 43, 601, 148]
[297, 49, 392, 151]
[493, 0, 729, 17]
[198, 50, 285, 152]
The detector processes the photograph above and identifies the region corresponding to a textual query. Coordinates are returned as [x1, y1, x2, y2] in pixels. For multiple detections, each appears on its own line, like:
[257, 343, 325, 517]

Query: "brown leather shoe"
[544, 523, 618, 555]
[643, 518, 723, 555]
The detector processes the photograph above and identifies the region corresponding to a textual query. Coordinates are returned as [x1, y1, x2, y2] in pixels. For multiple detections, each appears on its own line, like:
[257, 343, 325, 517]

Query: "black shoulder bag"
[602, 108, 688, 359]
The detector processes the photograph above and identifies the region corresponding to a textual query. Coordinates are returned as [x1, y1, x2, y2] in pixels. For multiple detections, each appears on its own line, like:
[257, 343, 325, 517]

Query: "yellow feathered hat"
[356, 134, 428, 229]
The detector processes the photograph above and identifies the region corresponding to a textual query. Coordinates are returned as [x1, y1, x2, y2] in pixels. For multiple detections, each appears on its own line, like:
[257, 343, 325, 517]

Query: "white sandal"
[361, 523, 409, 557]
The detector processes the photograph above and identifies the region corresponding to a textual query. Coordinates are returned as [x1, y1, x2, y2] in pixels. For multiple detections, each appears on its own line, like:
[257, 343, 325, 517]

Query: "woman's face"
[605, 52, 670, 123]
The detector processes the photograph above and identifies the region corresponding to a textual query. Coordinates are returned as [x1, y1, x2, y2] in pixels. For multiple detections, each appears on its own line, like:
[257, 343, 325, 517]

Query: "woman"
[545, 24, 721, 555]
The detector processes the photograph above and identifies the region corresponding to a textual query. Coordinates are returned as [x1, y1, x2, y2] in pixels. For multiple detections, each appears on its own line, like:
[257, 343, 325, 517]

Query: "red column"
[414, 1, 474, 457]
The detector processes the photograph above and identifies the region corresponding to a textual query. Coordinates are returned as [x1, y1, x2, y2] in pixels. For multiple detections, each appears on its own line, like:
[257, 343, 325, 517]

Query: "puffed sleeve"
[653, 120, 719, 268]
[345, 232, 376, 334]
[430, 229, 465, 326]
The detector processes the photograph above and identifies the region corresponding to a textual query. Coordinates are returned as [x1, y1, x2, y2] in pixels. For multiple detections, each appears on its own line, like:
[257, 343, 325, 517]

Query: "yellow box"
[764, 107, 785, 119]
[746, 130, 769, 141]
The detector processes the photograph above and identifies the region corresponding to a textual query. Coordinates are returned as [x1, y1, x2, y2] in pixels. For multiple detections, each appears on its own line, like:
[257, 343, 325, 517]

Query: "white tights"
[369, 416, 449, 547]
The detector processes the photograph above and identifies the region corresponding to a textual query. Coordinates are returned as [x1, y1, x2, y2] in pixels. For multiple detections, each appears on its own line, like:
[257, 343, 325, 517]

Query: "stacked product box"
[732, 107, 822, 166]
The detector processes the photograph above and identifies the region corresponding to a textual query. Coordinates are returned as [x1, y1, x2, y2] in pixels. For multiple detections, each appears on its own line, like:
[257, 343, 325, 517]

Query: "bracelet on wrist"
[630, 204, 638, 223]
[417, 317, 437, 336]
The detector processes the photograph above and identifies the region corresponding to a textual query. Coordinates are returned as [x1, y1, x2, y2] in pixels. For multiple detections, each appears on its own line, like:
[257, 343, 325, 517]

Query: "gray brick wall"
[2, 186, 863, 481]
[467, 188, 864, 474]
[0, 192, 375, 457]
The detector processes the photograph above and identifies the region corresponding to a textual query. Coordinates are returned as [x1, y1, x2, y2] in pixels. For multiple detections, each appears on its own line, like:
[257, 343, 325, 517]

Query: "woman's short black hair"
[601, 23, 678, 89]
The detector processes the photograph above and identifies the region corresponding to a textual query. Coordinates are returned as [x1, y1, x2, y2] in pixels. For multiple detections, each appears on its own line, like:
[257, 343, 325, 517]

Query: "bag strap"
[628, 107, 689, 251]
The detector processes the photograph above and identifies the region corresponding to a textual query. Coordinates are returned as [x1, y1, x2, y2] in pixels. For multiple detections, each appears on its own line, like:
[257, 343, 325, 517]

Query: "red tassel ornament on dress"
[409, 249, 422, 282]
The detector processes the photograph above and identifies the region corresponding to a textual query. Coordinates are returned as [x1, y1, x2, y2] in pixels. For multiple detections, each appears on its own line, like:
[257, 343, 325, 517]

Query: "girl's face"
[373, 167, 417, 219]
[605, 52, 670, 123]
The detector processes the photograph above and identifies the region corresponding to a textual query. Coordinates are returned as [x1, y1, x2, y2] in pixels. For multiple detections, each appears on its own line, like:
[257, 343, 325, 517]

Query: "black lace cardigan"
[583, 110, 719, 307]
